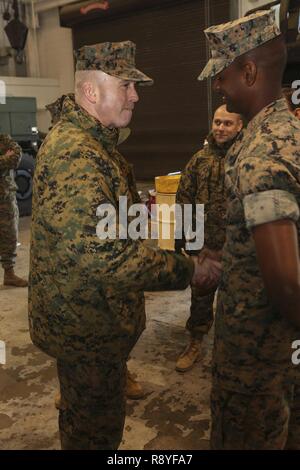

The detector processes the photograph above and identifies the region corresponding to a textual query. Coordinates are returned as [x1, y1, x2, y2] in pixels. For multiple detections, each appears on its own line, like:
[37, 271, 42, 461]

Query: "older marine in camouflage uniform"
[199, 10, 300, 449]
[29, 41, 217, 450]
[46, 93, 145, 401]
[0, 134, 28, 287]
[175, 106, 242, 372]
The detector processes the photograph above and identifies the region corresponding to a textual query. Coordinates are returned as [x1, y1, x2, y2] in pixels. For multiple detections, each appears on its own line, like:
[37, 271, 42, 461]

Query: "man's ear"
[82, 82, 97, 104]
[294, 108, 300, 120]
[242, 61, 257, 87]
[237, 119, 243, 132]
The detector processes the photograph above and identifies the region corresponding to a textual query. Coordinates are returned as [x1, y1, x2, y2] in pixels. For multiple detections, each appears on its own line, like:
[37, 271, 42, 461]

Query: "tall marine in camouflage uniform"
[0, 134, 28, 287]
[175, 105, 242, 372]
[29, 41, 221, 450]
[199, 10, 300, 449]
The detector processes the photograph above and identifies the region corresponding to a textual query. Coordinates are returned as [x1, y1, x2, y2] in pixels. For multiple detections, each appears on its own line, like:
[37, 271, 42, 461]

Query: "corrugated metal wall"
[60, 0, 230, 178]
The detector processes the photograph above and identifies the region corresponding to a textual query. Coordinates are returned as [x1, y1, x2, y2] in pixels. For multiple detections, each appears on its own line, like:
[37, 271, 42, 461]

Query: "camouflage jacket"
[214, 98, 300, 393]
[29, 96, 193, 362]
[176, 133, 234, 253]
[0, 134, 22, 199]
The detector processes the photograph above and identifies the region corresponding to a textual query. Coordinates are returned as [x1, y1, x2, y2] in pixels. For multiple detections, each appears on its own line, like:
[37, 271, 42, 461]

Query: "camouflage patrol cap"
[198, 10, 281, 81]
[74, 40, 153, 85]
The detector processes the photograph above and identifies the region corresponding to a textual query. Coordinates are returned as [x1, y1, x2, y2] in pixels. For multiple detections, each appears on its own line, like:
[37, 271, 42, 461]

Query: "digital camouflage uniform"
[29, 44, 193, 450]
[46, 93, 142, 406]
[0, 134, 21, 271]
[211, 98, 300, 449]
[199, 11, 300, 449]
[176, 133, 234, 339]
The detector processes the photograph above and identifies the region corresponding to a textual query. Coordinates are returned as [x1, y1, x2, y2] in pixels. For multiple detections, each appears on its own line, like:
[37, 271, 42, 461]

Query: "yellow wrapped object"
[155, 174, 181, 193]
[154, 173, 181, 250]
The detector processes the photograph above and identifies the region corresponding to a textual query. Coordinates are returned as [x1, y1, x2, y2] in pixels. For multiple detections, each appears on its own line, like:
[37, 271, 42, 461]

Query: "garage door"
[60, 0, 230, 178]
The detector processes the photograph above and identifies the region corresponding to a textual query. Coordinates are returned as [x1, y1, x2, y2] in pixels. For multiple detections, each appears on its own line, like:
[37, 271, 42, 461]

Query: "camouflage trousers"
[186, 287, 215, 339]
[0, 195, 18, 270]
[57, 358, 127, 450]
[210, 382, 300, 449]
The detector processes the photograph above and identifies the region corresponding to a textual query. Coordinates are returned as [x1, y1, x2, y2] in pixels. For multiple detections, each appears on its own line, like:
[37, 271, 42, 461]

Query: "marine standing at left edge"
[0, 134, 28, 287]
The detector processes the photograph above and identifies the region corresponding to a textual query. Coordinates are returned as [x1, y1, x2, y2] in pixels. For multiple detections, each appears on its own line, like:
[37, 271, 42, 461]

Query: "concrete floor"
[0, 216, 213, 450]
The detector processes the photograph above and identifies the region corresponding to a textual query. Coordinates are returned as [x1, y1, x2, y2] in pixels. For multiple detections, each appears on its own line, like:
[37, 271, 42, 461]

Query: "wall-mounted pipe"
[30, 0, 40, 76]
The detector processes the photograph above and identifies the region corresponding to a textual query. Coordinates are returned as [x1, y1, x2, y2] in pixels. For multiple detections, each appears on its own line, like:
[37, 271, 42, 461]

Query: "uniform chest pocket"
[195, 160, 225, 208]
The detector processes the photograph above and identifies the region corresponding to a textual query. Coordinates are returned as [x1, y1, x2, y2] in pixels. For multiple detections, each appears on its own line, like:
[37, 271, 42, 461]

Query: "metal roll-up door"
[60, 0, 230, 178]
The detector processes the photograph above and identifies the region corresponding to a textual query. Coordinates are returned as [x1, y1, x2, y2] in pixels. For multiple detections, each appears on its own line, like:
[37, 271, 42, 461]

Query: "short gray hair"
[74, 70, 108, 101]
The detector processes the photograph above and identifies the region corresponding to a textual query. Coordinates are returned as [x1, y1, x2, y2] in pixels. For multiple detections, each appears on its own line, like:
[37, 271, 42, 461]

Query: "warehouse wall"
[0, 6, 74, 132]
[238, 0, 274, 16]
[0, 0, 277, 134]
[60, 0, 231, 178]
[36, 8, 74, 92]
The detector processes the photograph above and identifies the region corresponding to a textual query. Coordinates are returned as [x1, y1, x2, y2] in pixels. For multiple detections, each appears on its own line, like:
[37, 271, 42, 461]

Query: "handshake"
[191, 248, 222, 294]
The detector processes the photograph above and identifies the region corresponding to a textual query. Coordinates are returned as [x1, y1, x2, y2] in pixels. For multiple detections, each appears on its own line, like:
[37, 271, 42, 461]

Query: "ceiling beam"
[20, 0, 79, 13]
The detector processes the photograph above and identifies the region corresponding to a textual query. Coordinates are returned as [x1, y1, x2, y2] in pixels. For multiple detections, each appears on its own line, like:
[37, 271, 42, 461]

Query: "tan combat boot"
[175, 338, 202, 372]
[54, 371, 146, 408]
[126, 370, 145, 400]
[54, 392, 61, 410]
[3, 269, 28, 287]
